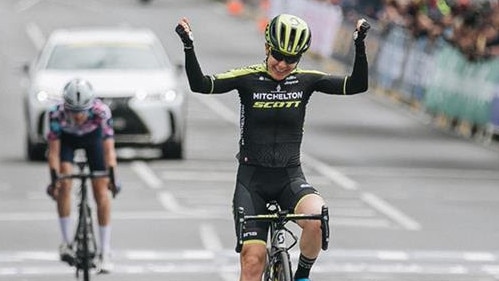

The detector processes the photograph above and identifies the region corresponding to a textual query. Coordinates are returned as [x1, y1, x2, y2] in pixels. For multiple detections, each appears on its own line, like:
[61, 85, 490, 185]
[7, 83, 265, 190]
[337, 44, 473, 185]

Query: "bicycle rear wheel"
[265, 250, 293, 281]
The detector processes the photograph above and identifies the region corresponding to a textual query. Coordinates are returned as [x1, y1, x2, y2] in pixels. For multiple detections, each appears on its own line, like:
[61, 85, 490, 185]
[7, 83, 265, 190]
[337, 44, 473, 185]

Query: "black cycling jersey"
[184, 44, 368, 167]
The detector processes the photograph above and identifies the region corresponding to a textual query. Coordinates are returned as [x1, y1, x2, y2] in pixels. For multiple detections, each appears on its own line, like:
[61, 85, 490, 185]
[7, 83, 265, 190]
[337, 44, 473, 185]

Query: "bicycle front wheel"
[266, 251, 292, 281]
[81, 204, 91, 281]
[75, 202, 93, 281]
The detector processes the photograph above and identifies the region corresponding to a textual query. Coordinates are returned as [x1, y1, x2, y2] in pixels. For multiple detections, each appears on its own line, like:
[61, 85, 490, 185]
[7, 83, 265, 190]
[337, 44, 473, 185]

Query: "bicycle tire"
[74, 197, 96, 281]
[266, 250, 292, 281]
[80, 202, 91, 281]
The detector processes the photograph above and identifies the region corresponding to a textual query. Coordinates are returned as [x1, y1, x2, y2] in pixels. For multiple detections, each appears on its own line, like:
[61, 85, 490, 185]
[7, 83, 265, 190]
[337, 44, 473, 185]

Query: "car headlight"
[36, 91, 49, 102]
[36, 90, 61, 104]
[134, 90, 177, 103]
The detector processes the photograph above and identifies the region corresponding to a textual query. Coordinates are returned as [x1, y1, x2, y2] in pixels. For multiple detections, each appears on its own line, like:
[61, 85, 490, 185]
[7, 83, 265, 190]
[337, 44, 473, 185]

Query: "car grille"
[100, 97, 149, 136]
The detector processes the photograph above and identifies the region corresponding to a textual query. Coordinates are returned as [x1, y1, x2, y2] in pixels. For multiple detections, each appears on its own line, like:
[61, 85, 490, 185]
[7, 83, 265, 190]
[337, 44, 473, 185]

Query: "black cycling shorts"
[59, 128, 106, 172]
[232, 164, 319, 251]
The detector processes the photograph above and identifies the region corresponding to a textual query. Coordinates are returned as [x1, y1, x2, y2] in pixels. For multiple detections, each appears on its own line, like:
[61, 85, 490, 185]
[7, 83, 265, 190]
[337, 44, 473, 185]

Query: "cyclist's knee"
[240, 243, 266, 272]
[295, 194, 324, 212]
[295, 193, 325, 232]
[302, 219, 322, 234]
[241, 243, 267, 267]
[58, 183, 72, 198]
[92, 180, 110, 204]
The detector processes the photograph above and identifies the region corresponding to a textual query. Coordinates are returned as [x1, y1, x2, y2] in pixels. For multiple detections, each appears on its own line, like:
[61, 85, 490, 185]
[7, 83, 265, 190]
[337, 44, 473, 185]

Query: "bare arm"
[103, 138, 117, 169]
[47, 139, 61, 177]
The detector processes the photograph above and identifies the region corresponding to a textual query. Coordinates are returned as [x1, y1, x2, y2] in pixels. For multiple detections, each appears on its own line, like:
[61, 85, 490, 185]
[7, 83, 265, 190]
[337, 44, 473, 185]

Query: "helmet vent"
[296, 32, 306, 52]
[288, 28, 297, 53]
[279, 24, 286, 51]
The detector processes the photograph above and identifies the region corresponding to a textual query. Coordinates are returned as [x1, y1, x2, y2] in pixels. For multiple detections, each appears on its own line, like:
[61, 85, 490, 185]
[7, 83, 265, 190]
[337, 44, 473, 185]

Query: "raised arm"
[313, 18, 370, 95]
[175, 17, 214, 93]
[347, 18, 370, 94]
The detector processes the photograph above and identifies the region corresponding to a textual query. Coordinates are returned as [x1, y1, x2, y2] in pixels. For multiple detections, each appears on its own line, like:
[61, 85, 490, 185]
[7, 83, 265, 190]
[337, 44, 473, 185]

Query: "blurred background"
[0, 0, 498, 280]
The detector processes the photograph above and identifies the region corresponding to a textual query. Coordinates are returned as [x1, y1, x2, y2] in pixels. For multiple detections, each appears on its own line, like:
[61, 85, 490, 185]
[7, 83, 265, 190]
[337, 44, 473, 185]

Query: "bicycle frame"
[236, 201, 330, 281]
[57, 160, 109, 281]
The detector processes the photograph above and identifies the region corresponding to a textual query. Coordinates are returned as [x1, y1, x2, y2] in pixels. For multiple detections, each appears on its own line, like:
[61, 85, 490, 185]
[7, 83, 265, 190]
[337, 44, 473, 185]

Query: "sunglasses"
[270, 49, 301, 64]
[65, 107, 88, 114]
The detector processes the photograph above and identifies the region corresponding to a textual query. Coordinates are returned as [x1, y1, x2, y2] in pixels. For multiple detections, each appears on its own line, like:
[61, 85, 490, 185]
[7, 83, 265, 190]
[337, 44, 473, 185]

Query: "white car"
[23, 27, 187, 160]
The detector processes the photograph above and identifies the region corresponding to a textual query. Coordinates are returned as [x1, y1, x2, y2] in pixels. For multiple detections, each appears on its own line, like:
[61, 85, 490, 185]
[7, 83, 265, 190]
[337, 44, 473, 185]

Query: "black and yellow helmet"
[265, 14, 311, 56]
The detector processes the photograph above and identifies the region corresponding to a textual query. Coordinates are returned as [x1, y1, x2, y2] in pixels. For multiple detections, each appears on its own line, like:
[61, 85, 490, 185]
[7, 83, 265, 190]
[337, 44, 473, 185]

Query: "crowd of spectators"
[340, 0, 499, 61]
[234, 0, 499, 61]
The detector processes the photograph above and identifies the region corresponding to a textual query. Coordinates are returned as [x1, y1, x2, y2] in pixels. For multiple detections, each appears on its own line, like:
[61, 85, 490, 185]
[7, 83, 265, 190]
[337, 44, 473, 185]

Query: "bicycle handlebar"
[241, 212, 322, 221]
[236, 205, 330, 253]
[56, 171, 110, 181]
[48, 149, 120, 198]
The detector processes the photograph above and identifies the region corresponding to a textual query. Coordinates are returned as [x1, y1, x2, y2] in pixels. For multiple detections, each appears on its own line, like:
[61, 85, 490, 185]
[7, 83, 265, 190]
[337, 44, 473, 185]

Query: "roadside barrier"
[370, 24, 499, 139]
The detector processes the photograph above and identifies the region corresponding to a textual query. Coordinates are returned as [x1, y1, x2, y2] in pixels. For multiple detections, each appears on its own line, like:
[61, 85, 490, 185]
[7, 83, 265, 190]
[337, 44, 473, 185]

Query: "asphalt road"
[1, 0, 499, 280]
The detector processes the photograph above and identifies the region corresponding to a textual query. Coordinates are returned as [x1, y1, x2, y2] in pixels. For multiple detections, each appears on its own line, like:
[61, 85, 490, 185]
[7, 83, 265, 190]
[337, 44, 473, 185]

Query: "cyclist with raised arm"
[176, 14, 370, 281]
[46, 78, 120, 273]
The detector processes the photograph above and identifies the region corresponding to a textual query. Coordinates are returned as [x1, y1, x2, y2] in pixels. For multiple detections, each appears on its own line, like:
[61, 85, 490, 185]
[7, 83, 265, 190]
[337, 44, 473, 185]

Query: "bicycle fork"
[266, 228, 293, 281]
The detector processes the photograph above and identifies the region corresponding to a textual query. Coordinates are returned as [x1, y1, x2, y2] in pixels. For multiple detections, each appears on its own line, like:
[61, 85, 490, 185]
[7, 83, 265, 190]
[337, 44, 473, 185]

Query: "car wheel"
[161, 139, 183, 159]
[27, 137, 47, 161]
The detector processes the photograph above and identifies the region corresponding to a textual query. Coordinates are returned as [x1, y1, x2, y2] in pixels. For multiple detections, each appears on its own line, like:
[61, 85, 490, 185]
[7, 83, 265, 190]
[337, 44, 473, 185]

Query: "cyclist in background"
[46, 78, 120, 273]
[176, 14, 370, 281]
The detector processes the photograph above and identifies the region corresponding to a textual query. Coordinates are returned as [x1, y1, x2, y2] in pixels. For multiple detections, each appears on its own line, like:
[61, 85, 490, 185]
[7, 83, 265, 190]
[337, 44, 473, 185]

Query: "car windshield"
[46, 43, 169, 70]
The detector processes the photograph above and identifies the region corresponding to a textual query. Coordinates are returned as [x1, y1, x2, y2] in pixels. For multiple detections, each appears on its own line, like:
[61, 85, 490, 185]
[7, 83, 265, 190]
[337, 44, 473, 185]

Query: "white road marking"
[0, 210, 388, 229]
[132, 161, 198, 215]
[343, 166, 499, 180]
[0, 211, 229, 221]
[1, 249, 498, 276]
[158, 192, 182, 213]
[463, 252, 496, 262]
[2, 249, 497, 262]
[161, 170, 235, 182]
[124, 250, 214, 261]
[301, 153, 358, 190]
[377, 251, 409, 261]
[482, 265, 499, 275]
[131, 161, 162, 189]
[361, 192, 421, 231]
[200, 223, 223, 252]
[332, 207, 377, 217]
[192, 94, 239, 124]
[199, 223, 238, 281]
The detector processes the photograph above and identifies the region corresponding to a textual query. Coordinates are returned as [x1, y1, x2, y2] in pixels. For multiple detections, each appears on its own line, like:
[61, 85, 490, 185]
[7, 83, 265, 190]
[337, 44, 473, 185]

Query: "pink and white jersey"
[47, 99, 114, 141]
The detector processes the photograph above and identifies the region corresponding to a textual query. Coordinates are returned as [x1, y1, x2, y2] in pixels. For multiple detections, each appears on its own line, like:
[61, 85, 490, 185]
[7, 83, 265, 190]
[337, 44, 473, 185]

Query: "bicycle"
[53, 152, 116, 281]
[236, 201, 330, 281]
